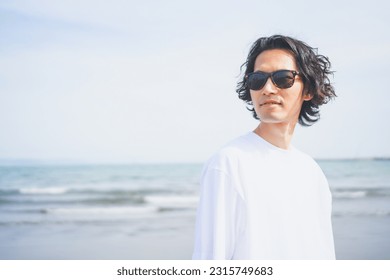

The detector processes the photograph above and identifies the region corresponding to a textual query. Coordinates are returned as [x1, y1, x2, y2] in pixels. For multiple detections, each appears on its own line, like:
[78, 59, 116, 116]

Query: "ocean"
[0, 160, 389, 259]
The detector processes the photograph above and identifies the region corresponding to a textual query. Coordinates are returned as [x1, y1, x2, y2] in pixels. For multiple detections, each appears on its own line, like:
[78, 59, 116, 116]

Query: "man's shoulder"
[204, 133, 253, 170]
[215, 133, 255, 157]
[291, 147, 325, 175]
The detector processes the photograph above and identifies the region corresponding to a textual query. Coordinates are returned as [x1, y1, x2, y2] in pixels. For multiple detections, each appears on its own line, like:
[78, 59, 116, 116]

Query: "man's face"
[250, 49, 311, 125]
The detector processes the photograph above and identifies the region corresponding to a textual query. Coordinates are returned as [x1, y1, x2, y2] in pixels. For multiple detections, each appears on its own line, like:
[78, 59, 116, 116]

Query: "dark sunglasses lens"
[272, 70, 295, 88]
[247, 73, 267, 90]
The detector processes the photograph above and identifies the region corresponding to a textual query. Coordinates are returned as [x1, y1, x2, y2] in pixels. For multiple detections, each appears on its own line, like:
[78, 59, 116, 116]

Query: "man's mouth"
[260, 101, 282, 106]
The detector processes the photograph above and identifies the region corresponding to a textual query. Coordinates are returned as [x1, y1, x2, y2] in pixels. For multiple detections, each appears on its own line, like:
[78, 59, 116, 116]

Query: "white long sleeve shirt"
[192, 132, 335, 260]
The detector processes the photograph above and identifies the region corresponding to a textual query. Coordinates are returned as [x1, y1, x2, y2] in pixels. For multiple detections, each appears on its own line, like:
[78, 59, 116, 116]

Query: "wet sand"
[1, 213, 390, 260]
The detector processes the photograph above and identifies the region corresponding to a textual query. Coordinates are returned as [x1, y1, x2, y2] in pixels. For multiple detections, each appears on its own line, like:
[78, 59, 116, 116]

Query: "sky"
[0, 0, 389, 163]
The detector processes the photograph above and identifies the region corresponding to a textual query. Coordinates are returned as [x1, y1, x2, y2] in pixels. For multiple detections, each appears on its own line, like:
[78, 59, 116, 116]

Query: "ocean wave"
[80, 195, 145, 205]
[41, 206, 158, 215]
[333, 210, 390, 217]
[144, 195, 198, 208]
[332, 188, 390, 199]
[13, 186, 175, 196]
[14, 186, 162, 196]
[19, 187, 69, 195]
[333, 191, 367, 199]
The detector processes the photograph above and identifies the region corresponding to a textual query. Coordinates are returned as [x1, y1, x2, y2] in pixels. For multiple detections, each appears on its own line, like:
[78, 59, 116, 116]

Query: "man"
[192, 35, 337, 260]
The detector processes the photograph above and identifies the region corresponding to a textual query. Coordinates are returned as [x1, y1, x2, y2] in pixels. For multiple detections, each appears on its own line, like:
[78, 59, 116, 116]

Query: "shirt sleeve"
[317, 166, 336, 259]
[192, 167, 239, 260]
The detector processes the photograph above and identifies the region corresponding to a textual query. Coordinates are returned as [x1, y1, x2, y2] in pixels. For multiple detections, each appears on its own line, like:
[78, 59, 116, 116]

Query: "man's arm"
[192, 167, 238, 260]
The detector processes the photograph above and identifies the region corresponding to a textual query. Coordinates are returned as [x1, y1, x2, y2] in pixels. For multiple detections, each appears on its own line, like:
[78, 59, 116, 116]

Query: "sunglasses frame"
[245, 69, 300, 90]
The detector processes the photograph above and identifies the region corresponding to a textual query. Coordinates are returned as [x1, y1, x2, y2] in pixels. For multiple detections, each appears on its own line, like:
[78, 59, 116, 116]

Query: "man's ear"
[303, 91, 313, 101]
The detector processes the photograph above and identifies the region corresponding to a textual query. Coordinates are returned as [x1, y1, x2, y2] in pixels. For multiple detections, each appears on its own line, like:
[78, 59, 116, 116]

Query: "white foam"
[43, 206, 158, 215]
[333, 191, 367, 198]
[19, 187, 68, 195]
[333, 210, 390, 217]
[145, 195, 198, 207]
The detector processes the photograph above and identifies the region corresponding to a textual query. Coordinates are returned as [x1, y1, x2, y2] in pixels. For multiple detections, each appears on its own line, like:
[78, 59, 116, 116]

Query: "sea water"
[0, 160, 389, 259]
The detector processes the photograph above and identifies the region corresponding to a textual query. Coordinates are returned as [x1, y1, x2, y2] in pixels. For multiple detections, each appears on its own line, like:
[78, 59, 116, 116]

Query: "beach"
[1, 160, 389, 260]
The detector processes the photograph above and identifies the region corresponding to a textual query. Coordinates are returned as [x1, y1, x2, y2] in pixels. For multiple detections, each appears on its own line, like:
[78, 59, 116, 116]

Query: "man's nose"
[261, 77, 277, 95]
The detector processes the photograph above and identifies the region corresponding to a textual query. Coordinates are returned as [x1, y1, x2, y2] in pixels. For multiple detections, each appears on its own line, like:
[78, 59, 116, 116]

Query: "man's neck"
[254, 121, 297, 150]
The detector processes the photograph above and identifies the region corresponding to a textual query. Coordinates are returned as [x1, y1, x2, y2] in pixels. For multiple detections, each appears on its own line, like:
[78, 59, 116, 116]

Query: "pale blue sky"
[0, 0, 389, 163]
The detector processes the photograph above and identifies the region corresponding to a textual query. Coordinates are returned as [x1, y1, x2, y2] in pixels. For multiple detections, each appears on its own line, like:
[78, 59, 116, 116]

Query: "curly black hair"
[236, 35, 336, 126]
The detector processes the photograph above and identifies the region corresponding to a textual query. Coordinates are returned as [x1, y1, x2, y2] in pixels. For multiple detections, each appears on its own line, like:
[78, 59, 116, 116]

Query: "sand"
[1, 213, 390, 260]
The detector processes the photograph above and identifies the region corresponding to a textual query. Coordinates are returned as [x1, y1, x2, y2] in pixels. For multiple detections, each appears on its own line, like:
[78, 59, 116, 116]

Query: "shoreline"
[1, 215, 389, 260]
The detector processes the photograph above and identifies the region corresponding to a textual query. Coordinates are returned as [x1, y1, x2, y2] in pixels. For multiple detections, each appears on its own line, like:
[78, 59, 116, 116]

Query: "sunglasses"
[245, 70, 300, 90]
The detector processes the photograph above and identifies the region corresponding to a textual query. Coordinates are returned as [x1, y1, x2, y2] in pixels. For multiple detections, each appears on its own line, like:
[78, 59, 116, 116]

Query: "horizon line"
[0, 157, 389, 166]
